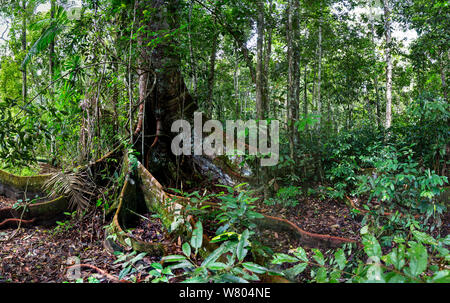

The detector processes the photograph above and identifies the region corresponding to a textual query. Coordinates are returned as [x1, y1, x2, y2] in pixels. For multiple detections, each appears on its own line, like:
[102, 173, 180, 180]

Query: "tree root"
[0, 217, 35, 228]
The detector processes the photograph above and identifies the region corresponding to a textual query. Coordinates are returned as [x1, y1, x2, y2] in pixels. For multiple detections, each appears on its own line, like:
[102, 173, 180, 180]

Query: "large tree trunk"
[133, 0, 197, 185]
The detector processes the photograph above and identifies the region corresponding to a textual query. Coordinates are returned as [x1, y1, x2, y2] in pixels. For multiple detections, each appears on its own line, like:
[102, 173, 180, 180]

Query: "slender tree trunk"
[370, 14, 382, 128]
[439, 51, 448, 102]
[383, 0, 393, 129]
[21, 0, 27, 103]
[188, 3, 197, 97]
[256, 0, 269, 198]
[303, 63, 308, 131]
[207, 32, 218, 118]
[256, 0, 265, 121]
[49, 0, 55, 95]
[287, 0, 300, 174]
[317, 17, 322, 130]
[234, 46, 240, 117]
[263, 0, 273, 118]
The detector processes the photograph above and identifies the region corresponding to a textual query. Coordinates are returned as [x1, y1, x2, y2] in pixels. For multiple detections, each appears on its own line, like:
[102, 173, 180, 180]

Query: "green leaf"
[201, 242, 230, 268]
[285, 263, 307, 277]
[236, 229, 250, 262]
[362, 234, 382, 259]
[430, 270, 450, 283]
[151, 262, 163, 270]
[162, 255, 187, 263]
[412, 230, 438, 245]
[293, 247, 308, 262]
[211, 231, 238, 243]
[207, 262, 228, 271]
[406, 242, 428, 277]
[272, 253, 299, 264]
[221, 274, 249, 283]
[312, 249, 325, 266]
[242, 262, 267, 274]
[191, 221, 203, 249]
[384, 246, 406, 270]
[182, 242, 191, 257]
[315, 267, 328, 283]
[334, 249, 346, 270]
[129, 252, 147, 264]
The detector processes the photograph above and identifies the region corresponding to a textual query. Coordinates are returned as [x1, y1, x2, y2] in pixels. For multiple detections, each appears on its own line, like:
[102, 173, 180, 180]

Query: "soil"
[0, 195, 169, 283]
[127, 213, 172, 244]
[256, 197, 362, 241]
[0, 195, 16, 209]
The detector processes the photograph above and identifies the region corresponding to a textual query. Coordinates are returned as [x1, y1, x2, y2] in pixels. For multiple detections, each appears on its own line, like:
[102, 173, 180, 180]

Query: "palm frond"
[22, 6, 68, 68]
[43, 169, 96, 213]
[22, 24, 65, 68]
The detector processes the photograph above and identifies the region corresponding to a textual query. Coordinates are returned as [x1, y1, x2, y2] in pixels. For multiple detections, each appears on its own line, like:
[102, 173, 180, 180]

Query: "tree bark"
[256, 0, 265, 121]
[207, 32, 218, 118]
[317, 17, 322, 131]
[287, 0, 300, 171]
[439, 50, 448, 102]
[263, 0, 273, 118]
[188, 2, 197, 97]
[383, 0, 393, 129]
[21, 0, 27, 103]
[49, 0, 55, 96]
[303, 63, 308, 132]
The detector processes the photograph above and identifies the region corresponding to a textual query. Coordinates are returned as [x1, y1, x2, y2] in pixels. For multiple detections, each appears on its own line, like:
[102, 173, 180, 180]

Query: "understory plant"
[271, 225, 449, 283]
[264, 186, 302, 207]
[213, 183, 264, 235]
[356, 144, 448, 230]
[150, 222, 271, 283]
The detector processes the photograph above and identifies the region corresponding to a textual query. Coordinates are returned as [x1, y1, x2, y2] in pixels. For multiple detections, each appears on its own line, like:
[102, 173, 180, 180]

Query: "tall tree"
[21, 0, 27, 103]
[255, 0, 265, 121]
[383, 0, 393, 129]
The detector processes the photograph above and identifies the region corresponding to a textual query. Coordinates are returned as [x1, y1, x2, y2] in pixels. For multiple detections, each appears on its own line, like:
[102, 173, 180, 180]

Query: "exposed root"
[259, 213, 361, 248]
[0, 217, 35, 228]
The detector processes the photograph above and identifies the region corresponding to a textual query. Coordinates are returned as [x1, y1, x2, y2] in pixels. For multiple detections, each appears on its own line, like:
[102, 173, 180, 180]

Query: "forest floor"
[255, 198, 362, 241]
[1, 190, 448, 283]
[0, 195, 181, 283]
